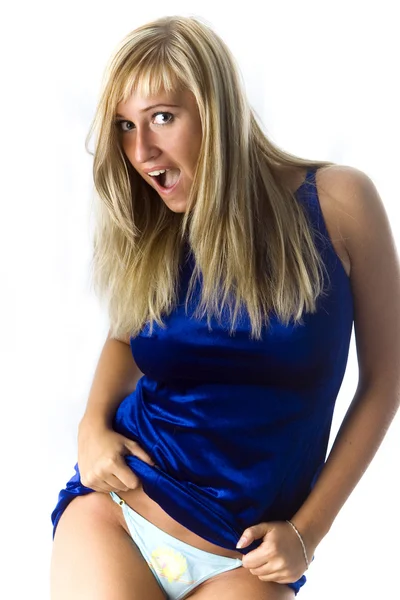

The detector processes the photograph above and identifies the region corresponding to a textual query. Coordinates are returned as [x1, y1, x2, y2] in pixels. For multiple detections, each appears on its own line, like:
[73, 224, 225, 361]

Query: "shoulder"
[315, 163, 381, 220]
[316, 163, 378, 206]
[316, 165, 400, 385]
[315, 164, 392, 264]
[280, 164, 373, 277]
[313, 164, 391, 278]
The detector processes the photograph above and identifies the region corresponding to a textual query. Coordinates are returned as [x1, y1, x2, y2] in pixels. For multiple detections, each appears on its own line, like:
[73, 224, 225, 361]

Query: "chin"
[163, 201, 187, 214]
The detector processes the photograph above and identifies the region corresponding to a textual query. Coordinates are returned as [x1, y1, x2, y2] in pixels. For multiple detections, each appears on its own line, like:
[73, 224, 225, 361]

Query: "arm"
[290, 166, 400, 553]
[77, 330, 151, 492]
[79, 330, 144, 431]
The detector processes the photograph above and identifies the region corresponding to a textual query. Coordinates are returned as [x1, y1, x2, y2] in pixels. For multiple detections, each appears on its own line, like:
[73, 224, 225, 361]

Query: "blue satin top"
[51, 168, 354, 560]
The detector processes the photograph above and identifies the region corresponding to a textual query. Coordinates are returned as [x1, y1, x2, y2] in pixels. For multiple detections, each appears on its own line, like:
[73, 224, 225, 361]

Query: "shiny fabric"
[51, 168, 354, 596]
[109, 491, 243, 600]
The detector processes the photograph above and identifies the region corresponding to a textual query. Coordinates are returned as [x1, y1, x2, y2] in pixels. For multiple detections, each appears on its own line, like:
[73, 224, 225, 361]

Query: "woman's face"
[115, 87, 202, 213]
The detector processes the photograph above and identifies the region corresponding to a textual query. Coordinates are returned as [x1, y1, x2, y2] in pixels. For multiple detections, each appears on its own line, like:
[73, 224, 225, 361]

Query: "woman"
[50, 15, 400, 600]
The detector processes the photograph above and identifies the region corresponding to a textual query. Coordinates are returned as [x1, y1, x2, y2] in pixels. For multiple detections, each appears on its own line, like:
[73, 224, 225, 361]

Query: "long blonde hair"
[86, 15, 336, 341]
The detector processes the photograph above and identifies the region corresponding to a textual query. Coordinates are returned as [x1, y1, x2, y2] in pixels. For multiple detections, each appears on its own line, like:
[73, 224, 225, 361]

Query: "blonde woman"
[50, 15, 400, 600]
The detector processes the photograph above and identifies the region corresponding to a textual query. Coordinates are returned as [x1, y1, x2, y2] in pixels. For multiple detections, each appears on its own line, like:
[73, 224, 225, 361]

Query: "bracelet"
[286, 520, 310, 569]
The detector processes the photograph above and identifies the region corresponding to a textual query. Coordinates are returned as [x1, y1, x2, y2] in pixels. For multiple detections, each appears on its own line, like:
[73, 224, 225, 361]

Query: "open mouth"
[151, 169, 181, 193]
[157, 171, 167, 187]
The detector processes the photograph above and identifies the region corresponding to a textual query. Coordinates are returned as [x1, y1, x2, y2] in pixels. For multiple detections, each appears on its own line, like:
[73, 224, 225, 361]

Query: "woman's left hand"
[237, 521, 315, 584]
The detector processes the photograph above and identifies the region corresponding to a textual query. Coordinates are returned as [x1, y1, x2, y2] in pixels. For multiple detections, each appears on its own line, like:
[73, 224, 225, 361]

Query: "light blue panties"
[110, 491, 243, 599]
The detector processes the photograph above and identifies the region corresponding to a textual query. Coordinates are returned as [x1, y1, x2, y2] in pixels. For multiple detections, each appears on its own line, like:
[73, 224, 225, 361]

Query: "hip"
[117, 485, 243, 560]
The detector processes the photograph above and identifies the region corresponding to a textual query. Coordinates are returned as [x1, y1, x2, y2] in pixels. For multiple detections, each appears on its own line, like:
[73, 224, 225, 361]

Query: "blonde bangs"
[117, 52, 185, 105]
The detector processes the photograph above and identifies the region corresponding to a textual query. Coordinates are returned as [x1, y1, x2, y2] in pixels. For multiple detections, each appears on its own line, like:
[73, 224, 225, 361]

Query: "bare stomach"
[117, 485, 244, 560]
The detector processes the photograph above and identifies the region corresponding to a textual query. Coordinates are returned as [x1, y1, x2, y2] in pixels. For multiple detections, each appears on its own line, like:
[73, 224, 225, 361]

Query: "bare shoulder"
[315, 163, 383, 226]
[315, 163, 378, 205]
[278, 164, 356, 276]
[315, 164, 394, 270]
[317, 165, 400, 386]
[313, 164, 361, 277]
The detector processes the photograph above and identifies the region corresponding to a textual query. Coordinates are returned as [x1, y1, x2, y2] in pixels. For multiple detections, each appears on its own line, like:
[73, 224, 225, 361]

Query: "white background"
[1, 0, 399, 598]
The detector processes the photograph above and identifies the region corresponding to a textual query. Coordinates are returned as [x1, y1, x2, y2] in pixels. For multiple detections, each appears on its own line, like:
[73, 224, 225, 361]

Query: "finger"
[237, 523, 269, 549]
[123, 439, 156, 466]
[103, 473, 133, 491]
[247, 555, 284, 576]
[89, 478, 132, 493]
[81, 481, 113, 493]
[80, 474, 107, 491]
[242, 546, 271, 569]
[257, 573, 284, 583]
[110, 466, 141, 490]
[257, 570, 294, 584]
[249, 564, 271, 577]
[81, 472, 132, 493]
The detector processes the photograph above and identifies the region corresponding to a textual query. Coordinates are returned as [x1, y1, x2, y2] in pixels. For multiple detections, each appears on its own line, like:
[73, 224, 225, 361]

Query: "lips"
[144, 166, 175, 174]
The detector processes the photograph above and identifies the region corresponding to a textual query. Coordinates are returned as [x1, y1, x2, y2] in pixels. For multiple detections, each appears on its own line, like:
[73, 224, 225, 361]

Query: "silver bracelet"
[286, 520, 310, 569]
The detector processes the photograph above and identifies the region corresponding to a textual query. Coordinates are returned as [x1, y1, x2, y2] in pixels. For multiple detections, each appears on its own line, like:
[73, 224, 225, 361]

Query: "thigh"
[188, 565, 296, 600]
[50, 492, 166, 600]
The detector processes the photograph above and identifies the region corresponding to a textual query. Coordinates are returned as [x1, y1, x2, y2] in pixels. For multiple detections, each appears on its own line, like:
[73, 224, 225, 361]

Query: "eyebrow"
[115, 103, 180, 118]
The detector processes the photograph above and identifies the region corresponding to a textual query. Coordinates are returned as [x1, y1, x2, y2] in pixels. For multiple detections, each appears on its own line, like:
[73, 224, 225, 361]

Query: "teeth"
[148, 169, 170, 176]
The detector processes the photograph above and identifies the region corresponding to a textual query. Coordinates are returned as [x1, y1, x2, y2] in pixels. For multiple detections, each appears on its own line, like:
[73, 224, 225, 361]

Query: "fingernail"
[236, 536, 247, 549]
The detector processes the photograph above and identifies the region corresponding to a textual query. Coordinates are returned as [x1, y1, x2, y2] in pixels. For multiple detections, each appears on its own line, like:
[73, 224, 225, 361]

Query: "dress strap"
[295, 167, 332, 254]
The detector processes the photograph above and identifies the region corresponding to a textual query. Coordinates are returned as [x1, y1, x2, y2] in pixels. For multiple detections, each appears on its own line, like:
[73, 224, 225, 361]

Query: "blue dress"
[51, 167, 354, 593]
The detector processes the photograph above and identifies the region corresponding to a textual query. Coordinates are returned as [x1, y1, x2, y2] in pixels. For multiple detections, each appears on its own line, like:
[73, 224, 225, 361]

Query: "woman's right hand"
[77, 419, 157, 493]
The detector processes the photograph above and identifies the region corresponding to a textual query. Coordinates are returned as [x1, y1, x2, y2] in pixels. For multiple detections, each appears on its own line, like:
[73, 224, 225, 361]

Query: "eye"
[115, 120, 134, 132]
[152, 111, 174, 125]
[114, 112, 174, 133]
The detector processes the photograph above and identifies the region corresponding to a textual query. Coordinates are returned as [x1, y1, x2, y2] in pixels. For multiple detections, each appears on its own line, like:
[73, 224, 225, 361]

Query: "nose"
[133, 126, 158, 165]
